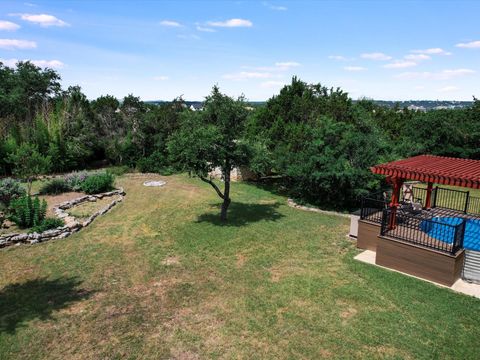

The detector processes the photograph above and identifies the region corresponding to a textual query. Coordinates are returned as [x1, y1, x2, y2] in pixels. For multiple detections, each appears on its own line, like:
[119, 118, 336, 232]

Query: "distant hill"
[146, 100, 474, 111]
[368, 100, 474, 111]
[145, 100, 267, 109]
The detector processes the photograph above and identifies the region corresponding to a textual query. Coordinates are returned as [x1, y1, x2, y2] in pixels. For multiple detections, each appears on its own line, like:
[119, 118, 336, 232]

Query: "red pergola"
[371, 155, 480, 228]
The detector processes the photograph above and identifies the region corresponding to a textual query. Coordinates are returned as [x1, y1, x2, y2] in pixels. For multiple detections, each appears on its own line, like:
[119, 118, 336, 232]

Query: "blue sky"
[1, 0, 480, 101]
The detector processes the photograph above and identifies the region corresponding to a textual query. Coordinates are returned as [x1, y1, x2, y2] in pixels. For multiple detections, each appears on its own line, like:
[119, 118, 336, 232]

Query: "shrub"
[0, 178, 26, 206]
[39, 178, 71, 195]
[7, 143, 52, 195]
[63, 171, 89, 191]
[9, 195, 47, 228]
[80, 172, 115, 194]
[30, 217, 64, 233]
[137, 151, 174, 175]
[107, 165, 131, 176]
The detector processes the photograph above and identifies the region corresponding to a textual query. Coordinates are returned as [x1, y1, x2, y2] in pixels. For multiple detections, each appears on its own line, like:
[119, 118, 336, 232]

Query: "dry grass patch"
[0, 173, 479, 359]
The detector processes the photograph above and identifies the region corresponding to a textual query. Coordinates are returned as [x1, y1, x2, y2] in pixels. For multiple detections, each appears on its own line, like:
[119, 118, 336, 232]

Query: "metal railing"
[360, 195, 388, 224]
[432, 187, 469, 212]
[380, 209, 466, 255]
[403, 186, 429, 206]
[466, 196, 480, 216]
[404, 185, 480, 215]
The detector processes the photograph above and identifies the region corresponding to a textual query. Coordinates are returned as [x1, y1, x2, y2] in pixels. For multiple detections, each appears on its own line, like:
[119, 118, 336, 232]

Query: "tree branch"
[199, 176, 225, 199]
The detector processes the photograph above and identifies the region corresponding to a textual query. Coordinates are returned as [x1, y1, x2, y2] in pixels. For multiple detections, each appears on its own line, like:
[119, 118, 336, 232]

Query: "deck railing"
[432, 187, 470, 212]
[380, 209, 466, 255]
[403, 186, 430, 206]
[466, 196, 480, 216]
[359, 185, 479, 253]
[405, 185, 480, 215]
[360, 195, 388, 224]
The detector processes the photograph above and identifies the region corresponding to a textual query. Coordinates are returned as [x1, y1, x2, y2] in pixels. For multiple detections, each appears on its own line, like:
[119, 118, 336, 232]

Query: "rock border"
[143, 180, 166, 187]
[0, 188, 126, 248]
[287, 198, 351, 218]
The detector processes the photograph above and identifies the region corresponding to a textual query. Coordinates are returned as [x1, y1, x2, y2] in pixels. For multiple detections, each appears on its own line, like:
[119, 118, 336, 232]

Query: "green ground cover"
[0, 173, 479, 359]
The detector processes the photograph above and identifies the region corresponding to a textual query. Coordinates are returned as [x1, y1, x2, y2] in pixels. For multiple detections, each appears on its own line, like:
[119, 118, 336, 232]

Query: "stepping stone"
[143, 180, 166, 187]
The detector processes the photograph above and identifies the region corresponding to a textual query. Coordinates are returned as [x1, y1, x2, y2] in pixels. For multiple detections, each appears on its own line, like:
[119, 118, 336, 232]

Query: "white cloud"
[344, 66, 367, 72]
[225, 61, 299, 81]
[0, 58, 64, 68]
[260, 80, 286, 88]
[0, 58, 17, 67]
[383, 60, 417, 69]
[274, 61, 300, 70]
[31, 59, 64, 68]
[240, 61, 300, 72]
[0, 38, 36, 49]
[410, 48, 451, 55]
[437, 86, 459, 92]
[196, 26, 215, 32]
[395, 68, 475, 80]
[159, 20, 182, 27]
[413, 85, 425, 90]
[456, 40, 480, 49]
[153, 75, 169, 81]
[404, 54, 430, 61]
[12, 13, 69, 27]
[328, 55, 348, 61]
[223, 71, 279, 80]
[360, 52, 392, 61]
[263, 2, 287, 11]
[0, 21, 20, 31]
[207, 18, 253, 28]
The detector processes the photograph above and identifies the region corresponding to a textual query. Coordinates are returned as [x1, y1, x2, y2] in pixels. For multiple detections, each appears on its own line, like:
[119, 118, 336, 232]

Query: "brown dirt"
[270, 268, 282, 282]
[162, 256, 181, 266]
[39, 192, 85, 216]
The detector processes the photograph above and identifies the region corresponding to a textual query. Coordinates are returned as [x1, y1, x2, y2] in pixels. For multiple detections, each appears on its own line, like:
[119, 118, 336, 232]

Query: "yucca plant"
[9, 195, 48, 228]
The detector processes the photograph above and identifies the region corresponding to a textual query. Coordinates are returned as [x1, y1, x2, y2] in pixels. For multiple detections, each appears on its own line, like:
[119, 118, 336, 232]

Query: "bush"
[7, 142, 52, 195]
[39, 178, 71, 195]
[80, 172, 115, 194]
[30, 217, 64, 233]
[63, 171, 89, 191]
[137, 151, 174, 174]
[9, 195, 47, 228]
[0, 178, 26, 206]
[107, 165, 131, 176]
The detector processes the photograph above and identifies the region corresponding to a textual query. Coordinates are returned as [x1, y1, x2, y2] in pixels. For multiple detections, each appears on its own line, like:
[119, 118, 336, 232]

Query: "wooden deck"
[376, 236, 464, 286]
[362, 206, 480, 224]
[356, 219, 465, 286]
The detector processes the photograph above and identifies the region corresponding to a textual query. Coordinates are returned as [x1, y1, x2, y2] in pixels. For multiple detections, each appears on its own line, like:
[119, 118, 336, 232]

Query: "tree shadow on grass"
[196, 201, 285, 227]
[0, 277, 94, 334]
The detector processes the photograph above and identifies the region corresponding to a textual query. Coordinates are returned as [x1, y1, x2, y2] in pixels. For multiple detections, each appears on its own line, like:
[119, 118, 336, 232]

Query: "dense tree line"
[1, 62, 479, 210]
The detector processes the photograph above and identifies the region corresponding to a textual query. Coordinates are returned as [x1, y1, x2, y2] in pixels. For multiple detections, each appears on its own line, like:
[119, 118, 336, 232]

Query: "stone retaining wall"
[287, 198, 350, 218]
[0, 188, 125, 248]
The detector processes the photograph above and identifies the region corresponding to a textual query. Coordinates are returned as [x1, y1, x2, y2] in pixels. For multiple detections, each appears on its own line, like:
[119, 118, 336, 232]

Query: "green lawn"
[0, 173, 479, 359]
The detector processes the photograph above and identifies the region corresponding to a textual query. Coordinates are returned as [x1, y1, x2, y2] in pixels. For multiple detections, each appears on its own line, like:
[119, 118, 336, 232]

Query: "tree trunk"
[220, 164, 231, 221]
[27, 179, 33, 196]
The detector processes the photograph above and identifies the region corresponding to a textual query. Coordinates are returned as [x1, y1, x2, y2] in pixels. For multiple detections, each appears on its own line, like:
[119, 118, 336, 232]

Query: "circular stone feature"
[143, 180, 166, 187]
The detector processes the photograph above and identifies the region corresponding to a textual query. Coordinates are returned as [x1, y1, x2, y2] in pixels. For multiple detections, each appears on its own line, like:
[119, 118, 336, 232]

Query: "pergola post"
[425, 181, 433, 209]
[388, 177, 403, 229]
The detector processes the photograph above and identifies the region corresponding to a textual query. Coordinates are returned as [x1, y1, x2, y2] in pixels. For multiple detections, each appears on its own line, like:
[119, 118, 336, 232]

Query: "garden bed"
[0, 188, 125, 248]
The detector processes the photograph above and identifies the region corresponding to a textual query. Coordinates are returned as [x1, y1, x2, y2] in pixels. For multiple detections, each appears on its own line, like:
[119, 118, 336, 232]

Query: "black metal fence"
[380, 209, 466, 254]
[359, 185, 480, 253]
[405, 185, 480, 215]
[467, 196, 480, 215]
[433, 187, 469, 212]
[360, 195, 388, 224]
[402, 186, 429, 206]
